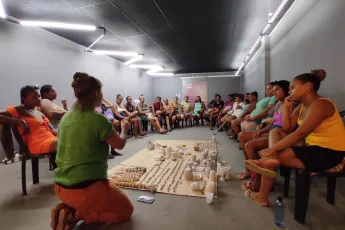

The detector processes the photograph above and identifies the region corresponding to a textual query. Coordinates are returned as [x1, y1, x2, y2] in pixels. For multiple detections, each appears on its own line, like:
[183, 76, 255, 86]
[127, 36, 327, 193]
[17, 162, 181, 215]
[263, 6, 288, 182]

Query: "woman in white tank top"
[113, 94, 147, 138]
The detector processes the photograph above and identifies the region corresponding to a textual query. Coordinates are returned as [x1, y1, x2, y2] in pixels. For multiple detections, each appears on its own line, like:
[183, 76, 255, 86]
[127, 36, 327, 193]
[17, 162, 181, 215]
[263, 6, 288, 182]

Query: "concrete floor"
[1, 126, 345, 230]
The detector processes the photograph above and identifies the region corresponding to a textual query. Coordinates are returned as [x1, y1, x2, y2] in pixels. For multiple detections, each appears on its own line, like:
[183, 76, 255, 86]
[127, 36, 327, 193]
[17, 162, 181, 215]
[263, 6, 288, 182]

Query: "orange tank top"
[6, 106, 55, 150]
[297, 98, 345, 151]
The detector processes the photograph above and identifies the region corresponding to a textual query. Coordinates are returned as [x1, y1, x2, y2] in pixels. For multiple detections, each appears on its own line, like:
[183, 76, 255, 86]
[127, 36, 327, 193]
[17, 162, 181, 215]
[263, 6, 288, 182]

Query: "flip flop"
[236, 172, 250, 180]
[244, 190, 269, 207]
[245, 160, 277, 178]
[241, 180, 259, 192]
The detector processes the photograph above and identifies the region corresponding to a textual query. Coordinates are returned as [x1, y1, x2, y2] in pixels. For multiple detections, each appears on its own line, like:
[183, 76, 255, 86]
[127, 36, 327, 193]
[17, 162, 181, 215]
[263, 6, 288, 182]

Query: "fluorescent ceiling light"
[268, 0, 289, 23]
[93, 50, 138, 57]
[146, 67, 164, 74]
[85, 34, 104, 51]
[148, 72, 174, 76]
[124, 55, 144, 65]
[207, 75, 240, 78]
[19, 21, 97, 31]
[235, 62, 245, 75]
[262, 24, 271, 34]
[129, 64, 162, 69]
[248, 36, 262, 55]
[0, 0, 5, 19]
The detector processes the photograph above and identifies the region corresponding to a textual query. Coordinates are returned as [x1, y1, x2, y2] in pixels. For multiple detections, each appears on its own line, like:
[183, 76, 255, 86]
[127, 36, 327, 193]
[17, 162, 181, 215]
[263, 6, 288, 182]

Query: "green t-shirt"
[53, 108, 113, 186]
[250, 96, 276, 118]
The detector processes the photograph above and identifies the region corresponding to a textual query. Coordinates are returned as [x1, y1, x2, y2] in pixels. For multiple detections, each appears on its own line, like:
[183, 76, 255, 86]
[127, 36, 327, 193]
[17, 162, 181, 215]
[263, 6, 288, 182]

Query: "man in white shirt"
[39, 85, 68, 128]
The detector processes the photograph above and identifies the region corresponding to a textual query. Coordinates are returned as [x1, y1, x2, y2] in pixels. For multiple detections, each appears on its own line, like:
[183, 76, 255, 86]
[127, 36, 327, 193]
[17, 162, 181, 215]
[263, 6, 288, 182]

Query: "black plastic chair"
[280, 110, 345, 224]
[281, 168, 345, 224]
[11, 126, 56, 195]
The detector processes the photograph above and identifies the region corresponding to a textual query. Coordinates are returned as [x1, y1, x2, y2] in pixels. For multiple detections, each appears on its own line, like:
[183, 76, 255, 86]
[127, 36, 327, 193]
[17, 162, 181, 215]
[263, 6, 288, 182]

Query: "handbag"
[103, 110, 115, 121]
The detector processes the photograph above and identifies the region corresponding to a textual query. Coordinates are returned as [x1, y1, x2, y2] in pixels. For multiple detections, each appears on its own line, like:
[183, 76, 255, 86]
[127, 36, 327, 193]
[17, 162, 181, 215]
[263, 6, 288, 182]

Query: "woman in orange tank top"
[0, 86, 58, 156]
[243, 69, 345, 207]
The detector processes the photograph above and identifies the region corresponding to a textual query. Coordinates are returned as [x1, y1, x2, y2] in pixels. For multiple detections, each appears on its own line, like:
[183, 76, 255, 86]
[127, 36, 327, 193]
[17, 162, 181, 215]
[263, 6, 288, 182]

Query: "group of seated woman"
[149, 95, 207, 131]
[0, 72, 134, 229]
[225, 69, 345, 207]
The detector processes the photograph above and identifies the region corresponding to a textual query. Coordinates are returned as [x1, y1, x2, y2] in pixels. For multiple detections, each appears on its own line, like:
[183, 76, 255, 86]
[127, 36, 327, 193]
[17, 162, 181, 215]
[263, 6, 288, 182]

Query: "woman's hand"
[285, 96, 294, 107]
[256, 124, 263, 131]
[253, 131, 261, 139]
[15, 119, 29, 134]
[259, 148, 275, 157]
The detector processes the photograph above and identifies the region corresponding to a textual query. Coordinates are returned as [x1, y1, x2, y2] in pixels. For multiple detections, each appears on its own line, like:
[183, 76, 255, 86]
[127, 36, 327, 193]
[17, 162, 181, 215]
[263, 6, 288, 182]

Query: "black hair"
[273, 80, 290, 97]
[20, 85, 40, 104]
[116, 94, 122, 99]
[195, 96, 202, 103]
[294, 70, 326, 92]
[249, 91, 258, 98]
[216, 94, 221, 98]
[126, 96, 131, 100]
[268, 82, 275, 87]
[156, 96, 162, 100]
[40, 85, 53, 99]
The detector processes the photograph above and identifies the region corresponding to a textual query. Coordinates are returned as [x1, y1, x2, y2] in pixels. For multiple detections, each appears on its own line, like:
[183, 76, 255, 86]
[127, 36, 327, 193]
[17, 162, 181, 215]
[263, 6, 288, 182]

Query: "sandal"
[241, 180, 259, 192]
[159, 129, 168, 134]
[236, 172, 250, 180]
[2, 152, 21, 165]
[244, 190, 269, 207]
[51, 203, 82, 230]
[245, 159, 278, 178]
[139, 131, 147, 136]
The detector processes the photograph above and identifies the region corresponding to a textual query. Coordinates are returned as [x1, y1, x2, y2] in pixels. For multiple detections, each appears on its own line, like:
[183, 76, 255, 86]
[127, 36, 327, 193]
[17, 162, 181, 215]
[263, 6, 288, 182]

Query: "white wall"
[0, 20, 153, 108]
[0, 19, 153, 158]
[153, 76, 242, 103]
[244, 0, 345, 109]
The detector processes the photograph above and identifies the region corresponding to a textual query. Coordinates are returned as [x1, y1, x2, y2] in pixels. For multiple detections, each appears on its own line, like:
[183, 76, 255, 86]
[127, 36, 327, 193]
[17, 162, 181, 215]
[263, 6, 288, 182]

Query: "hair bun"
[311, 69, 326, 81]
[73, 72, 90, 84]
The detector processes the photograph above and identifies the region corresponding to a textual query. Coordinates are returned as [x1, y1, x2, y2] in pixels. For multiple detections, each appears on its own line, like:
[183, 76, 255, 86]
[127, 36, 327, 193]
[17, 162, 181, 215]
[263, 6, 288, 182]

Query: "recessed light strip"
[93, 50, 138, 57]
[248, 36, 262, 55]
[268, 0, 289, 23]
[148, 73, 174, 76]
[124, 55, 144, 65]
[0, 0, 5, 19]
[19, 21, 97, 31]
[235, 62, 245, 76]
[129, 64, 162, 69]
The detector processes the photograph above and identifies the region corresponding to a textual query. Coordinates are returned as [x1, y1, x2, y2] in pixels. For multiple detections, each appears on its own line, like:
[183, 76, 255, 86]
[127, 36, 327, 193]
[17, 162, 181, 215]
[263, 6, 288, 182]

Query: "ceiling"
[2, 0, 282, 74]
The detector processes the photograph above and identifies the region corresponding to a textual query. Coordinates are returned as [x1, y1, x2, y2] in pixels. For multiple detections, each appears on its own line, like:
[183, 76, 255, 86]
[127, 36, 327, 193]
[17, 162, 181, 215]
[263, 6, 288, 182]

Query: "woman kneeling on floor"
[244, 70, 345, 207]
[52, 72, 133, 229]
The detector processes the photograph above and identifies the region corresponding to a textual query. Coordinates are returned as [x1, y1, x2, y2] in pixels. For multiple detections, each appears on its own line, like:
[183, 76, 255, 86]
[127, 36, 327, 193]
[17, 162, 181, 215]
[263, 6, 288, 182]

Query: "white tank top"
[116, 104, 126, 113]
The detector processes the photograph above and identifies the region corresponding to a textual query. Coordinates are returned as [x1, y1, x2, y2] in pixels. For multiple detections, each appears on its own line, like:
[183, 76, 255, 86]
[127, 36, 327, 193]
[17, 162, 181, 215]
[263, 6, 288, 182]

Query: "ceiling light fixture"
[235, 62, 245, 76]
[19, 21, 97, 31]
[124, 55, 144, 66]
[146, 67, 164, 74]
[0, 0, 5, 19]
[129, 64, 162, 69]
[262, 24, 271, 34]
[93, 50, 138, 57]
[85, 34, 104, 51]
[148, 72, 174, 76]
[248, 36, 262, 55]
[268, 0, 289, 23]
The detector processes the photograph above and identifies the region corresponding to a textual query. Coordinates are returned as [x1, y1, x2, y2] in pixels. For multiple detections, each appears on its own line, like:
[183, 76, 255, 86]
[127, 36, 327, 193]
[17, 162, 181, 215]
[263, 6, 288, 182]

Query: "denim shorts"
[252, 118, 262, 125]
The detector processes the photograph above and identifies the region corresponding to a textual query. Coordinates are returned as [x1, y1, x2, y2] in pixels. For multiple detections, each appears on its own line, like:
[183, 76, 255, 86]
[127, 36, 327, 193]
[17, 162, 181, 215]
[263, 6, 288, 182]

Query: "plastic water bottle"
[274, 196, 285, 227]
